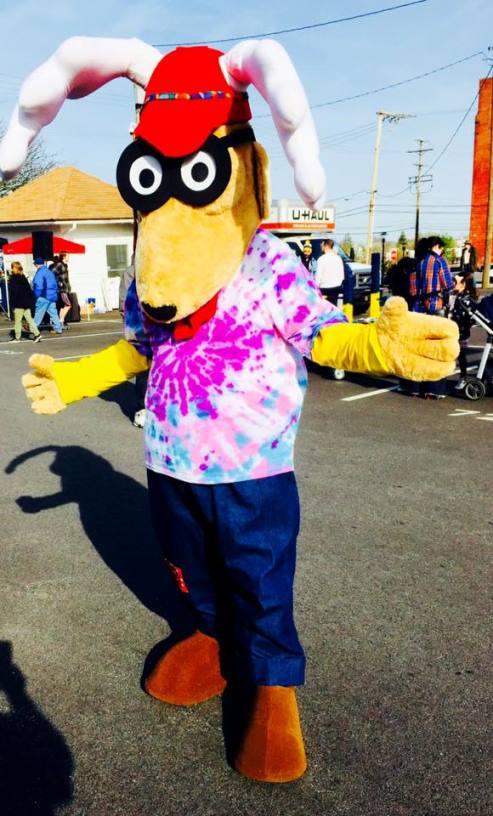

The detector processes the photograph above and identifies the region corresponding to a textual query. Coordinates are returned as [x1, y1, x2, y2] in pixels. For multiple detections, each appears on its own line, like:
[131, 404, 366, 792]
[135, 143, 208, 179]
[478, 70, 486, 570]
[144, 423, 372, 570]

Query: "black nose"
[141, 302, 177, 323]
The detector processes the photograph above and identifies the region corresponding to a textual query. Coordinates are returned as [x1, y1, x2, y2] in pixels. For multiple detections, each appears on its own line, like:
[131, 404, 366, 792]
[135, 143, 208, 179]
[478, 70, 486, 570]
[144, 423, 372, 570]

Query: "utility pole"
[408, 140, 433, 253]
[365, 111, 414, 264]
[482, 66, 493, 288]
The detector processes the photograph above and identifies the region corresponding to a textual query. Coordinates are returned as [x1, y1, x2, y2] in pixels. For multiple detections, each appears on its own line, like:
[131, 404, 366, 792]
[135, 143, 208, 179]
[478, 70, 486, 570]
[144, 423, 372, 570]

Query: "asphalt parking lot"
[0, 315, 491, 816]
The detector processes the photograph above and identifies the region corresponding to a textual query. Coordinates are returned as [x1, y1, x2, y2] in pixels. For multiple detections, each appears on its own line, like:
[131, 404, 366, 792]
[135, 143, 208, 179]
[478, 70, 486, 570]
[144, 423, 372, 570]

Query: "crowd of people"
[6, 253, 72, 343]
[387, 236, 479, 399]
[300, 235, 486, 401]
[2, 239, 488, 408]
[301, 238, 345, 305]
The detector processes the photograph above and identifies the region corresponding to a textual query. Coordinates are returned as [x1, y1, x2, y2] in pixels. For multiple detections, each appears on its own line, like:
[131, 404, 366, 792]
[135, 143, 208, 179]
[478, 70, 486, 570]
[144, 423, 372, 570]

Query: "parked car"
[276, 233, 372, 315]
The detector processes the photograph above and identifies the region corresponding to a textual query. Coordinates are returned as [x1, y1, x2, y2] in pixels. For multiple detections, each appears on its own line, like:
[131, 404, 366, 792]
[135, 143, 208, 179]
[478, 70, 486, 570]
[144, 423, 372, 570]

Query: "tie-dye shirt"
[124, 229, 347, 484]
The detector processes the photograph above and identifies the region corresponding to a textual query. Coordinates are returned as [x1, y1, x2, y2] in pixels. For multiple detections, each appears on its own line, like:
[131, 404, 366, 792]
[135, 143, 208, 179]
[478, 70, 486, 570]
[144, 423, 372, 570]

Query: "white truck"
[262, 200, 372, 315]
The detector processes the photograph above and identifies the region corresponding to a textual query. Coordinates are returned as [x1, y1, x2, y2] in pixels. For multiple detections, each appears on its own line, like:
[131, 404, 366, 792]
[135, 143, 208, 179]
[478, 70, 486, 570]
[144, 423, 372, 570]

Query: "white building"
[0, 166, 134, 311]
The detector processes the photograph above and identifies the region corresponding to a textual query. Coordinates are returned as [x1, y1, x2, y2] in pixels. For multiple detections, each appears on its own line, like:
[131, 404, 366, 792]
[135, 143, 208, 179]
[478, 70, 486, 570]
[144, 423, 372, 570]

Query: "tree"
[354, 243, 366, 262]
[440, 233, 457, 266]
[0, 127, 56, 197]
[340, 233, 354, 257]
[397, 231, 408, 256]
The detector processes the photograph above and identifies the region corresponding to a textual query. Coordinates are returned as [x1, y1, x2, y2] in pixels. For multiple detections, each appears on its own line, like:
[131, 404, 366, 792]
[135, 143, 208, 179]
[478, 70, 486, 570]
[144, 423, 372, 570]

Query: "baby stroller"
[458, 294, 493, 401]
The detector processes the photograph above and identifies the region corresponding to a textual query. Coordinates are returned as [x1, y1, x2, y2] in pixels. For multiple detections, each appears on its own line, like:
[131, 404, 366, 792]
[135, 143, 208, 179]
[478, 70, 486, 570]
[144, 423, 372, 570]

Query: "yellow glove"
[22, 354, 67, 415]
[22, 339, 150, 415]
[311, 296, 459, 381]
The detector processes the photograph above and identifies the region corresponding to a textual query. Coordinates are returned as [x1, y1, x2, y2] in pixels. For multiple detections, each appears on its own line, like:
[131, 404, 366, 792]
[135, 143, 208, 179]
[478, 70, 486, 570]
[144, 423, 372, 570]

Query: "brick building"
[470, 77, 492, 266]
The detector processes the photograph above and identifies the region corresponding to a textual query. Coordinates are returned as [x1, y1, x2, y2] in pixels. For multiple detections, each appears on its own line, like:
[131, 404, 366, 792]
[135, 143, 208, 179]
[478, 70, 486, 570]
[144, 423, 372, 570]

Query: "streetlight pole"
[365, 111, 414, 264]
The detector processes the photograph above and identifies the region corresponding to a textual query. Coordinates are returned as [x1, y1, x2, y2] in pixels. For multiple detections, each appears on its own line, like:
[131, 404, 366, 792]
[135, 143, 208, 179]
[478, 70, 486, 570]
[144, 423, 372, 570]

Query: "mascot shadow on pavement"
[6, 446, 192, 633]
[0, 641, 74, 816]
[0, 36, 458, 782]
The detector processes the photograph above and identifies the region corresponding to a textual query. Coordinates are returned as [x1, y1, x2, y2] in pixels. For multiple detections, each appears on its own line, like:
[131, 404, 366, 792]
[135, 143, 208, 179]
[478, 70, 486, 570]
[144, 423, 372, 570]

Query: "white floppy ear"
[0, 36, 162, 180]
[221, 39, 325, 209]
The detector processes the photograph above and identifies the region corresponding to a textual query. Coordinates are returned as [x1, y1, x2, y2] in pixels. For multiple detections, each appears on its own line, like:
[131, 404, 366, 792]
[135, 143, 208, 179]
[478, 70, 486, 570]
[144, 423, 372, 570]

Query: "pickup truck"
[274, 232, 372, 315]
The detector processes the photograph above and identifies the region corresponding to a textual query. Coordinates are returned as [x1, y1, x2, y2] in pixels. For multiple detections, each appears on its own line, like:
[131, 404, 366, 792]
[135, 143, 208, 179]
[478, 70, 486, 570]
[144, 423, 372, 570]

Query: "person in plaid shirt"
[409, 236, 454, 316]
[401, 237, 455, 398]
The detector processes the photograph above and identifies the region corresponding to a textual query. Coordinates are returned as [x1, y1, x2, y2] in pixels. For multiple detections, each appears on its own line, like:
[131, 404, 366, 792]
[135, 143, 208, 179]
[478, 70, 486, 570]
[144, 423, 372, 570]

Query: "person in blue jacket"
[32, 257, 63, 335]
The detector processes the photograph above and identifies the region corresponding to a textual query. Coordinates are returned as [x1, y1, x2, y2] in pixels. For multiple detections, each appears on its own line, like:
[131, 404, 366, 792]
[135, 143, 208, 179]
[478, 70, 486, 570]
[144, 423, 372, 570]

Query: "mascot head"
[0, 36, 325, 323]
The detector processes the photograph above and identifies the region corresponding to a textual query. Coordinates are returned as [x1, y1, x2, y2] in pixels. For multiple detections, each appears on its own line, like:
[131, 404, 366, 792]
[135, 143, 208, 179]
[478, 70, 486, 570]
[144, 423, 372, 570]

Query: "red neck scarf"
[172, 292, 219, 341]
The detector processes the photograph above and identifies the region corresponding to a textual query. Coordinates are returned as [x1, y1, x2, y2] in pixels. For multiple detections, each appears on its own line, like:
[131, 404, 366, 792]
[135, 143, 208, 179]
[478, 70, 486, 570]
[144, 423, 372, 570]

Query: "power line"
[333, 224, 470, 235]
[320, 127, 377, 149]
[331, 189, 369, 201]
[372, 209, 472, 214]
[319, 122, 376, 143]
[336, 206, 369, 217]
[372, 202, 486, 208]
[0, 53, 483, 122]
[253, 106, 474, 133]
[376, 200, 481, 206]
[268, 123, 376, 158]
[379, 186, 411, 197]
[310, 51, 485, 110]
[333, 225, 417, 234]
[152, 1, 428, 47]
[256, 50, 485, 119]
[426, 62, 493, 172]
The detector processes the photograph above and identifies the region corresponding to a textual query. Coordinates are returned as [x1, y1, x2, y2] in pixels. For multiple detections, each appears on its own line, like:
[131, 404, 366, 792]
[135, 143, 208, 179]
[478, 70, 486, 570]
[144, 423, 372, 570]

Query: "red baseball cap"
[134, 46, 252, 158]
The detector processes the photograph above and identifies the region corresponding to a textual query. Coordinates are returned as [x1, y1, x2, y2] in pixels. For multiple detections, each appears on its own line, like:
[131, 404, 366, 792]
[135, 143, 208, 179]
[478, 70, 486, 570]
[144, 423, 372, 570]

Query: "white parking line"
[1, 349, 112, 361]
[339, 361, 481, 402]
[63, 319, 122, 325]
[0, 331, 122, 345]
[45, 330, 122, 340]
[448, 409, 481, 417]
[341, 386, 398, 401]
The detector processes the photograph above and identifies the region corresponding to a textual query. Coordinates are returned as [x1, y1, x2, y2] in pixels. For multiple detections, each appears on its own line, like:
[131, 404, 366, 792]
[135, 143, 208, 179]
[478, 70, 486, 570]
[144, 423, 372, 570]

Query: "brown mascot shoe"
[144, 631, 226, 705]
[234, 686, 307, 783]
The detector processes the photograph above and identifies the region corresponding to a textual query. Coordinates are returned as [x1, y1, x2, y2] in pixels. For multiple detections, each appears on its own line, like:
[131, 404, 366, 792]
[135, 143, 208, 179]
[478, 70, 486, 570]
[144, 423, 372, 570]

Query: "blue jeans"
[147, 470, 305, 686]
[34, 297, 62, 333]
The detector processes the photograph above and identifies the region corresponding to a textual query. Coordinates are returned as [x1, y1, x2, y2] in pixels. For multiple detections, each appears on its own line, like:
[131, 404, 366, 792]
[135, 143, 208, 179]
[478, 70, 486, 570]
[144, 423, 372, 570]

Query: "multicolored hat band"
[135, 46, 252, 159]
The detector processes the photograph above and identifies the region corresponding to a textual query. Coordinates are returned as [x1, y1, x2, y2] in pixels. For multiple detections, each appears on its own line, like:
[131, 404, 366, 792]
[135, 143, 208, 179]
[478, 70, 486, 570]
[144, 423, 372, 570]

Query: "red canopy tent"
[2, 235, 85, 254]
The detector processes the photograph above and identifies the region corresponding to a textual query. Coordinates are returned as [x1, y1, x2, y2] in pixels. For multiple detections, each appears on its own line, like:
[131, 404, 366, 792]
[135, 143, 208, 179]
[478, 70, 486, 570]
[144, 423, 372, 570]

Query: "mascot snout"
[141, 302, 177, 323]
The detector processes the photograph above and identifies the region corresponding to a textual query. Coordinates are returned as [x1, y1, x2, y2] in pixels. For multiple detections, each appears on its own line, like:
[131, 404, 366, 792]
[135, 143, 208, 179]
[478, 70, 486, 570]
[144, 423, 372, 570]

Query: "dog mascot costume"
[0, 37, 458, 783]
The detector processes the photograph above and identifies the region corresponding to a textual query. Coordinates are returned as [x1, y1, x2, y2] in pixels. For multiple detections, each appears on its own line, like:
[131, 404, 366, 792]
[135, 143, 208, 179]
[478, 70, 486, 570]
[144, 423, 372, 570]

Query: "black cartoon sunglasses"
[116, 126, 256, 213]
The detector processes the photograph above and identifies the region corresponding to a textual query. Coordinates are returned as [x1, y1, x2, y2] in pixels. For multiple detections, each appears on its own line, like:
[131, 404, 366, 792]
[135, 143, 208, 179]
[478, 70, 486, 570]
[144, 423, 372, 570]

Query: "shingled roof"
[0, 166, 133, 223]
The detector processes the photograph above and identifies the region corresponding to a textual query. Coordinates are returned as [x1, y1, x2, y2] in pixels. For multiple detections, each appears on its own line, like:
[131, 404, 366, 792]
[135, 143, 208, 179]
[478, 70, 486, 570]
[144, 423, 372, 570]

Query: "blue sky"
[0, 0, 491, 245]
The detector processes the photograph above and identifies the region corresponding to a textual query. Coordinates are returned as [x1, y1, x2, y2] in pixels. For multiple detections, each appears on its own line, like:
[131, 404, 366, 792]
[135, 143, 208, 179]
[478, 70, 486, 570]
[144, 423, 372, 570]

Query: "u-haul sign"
[262, 199, 335, 232]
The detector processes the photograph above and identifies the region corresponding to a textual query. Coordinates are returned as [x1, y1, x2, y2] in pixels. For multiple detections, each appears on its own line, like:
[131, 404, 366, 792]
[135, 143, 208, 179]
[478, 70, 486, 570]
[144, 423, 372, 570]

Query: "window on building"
[106, 244, 128, 277]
